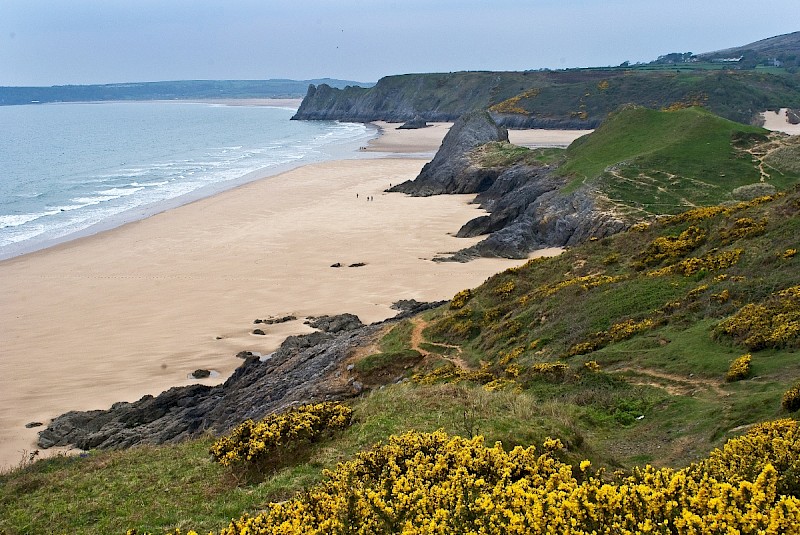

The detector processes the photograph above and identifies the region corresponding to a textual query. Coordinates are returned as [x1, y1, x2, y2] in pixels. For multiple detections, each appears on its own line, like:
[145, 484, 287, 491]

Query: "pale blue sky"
[1, 0, 797, 86]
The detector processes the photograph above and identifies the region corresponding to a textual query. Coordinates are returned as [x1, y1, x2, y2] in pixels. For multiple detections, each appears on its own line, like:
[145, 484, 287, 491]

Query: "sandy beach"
[0, 119, 577, 468]
[366, 121, 591, 154]
[762, 108, 800, 135]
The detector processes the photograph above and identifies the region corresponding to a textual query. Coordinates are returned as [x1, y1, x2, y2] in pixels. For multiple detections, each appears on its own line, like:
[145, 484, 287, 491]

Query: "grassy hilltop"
[558, 106, 799, 212]
[3, 111, 800, 534]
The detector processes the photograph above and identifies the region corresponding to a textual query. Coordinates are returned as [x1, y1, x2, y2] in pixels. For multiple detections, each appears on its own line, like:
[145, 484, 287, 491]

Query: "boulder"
[397, 115, 429, 129]
[308, 313, 364, 333]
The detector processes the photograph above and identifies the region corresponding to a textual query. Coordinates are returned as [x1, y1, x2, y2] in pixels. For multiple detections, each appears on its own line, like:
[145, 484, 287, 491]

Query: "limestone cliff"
[388, 112, 629, 259]
[389, 111, 509, 196]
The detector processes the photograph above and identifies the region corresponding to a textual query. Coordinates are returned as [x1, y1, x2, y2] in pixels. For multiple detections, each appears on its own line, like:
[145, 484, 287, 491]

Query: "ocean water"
[0, 101, 374, 259]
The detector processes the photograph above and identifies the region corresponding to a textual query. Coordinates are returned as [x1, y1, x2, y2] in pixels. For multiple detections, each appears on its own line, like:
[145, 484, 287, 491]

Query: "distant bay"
[0, 101, 374, 259]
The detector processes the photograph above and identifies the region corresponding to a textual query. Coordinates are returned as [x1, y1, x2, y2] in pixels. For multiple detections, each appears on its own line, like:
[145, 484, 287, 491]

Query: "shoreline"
[0, 159, 555, 469]
[0, 119, 580, 468]
[0, 104, 379, 262]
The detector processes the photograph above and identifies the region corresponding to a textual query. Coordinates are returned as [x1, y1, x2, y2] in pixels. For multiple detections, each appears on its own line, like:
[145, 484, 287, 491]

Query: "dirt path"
[742, 134, 786, 183]
[409, 318, 472, 371]
[612, 366, 727, 397]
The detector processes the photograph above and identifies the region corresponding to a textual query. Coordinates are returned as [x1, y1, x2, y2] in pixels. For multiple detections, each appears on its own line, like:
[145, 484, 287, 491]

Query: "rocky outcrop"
[307, 313, 364, 333]
[454, 186, 629, 260]
[389, 111, 508, 196]
[456, 164, 564, 239]
[398, 116, 429, 129]
[384, 112, 629, 259]
[37, 306, 442, 452]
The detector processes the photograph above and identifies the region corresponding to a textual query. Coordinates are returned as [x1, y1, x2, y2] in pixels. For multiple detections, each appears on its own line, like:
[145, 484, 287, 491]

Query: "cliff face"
[387, 112, 630, 259]
[389, 111, 509, 196]
[455, 185, 629, 259]
[291, 74, 602, 128]
[292, 70, 800, 128]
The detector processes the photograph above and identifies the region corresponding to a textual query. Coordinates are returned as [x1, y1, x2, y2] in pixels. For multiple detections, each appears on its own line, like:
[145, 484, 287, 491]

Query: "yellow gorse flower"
[209, 402, 353, 467]
[172, 421, 800, 535]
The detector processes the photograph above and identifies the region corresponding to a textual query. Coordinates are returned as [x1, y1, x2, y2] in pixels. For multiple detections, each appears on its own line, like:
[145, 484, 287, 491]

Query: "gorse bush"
[716, 285, 800, 350]
[726, 353, 752, 382]
[689, 418, 800, 498]
[209, 402, 352, 468]
[784, 383, 800, 413]
[449, 289, 473, 310]
[641, 225, 707, 265]
[158, 422, 800, 535]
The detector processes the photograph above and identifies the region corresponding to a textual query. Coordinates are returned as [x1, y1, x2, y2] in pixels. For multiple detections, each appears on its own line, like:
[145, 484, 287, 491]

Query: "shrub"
[641, 226, 706, 265]
[690, 418, 800, 497]
[726, 353, 752, 382]
[648, 248, 743, 277]
[209, 402, 353, 469]
[719, 217, 767, 244]
[449, 288, 473, 310]
[493, 280, 516, 297]
[715, 285, 800, 350]
[168, 424, 800, 535]
[783, 383, 800, 413]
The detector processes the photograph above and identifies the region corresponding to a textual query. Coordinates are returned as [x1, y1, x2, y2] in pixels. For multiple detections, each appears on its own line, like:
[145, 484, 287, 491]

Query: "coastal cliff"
[389, 111, 509, 196]
[292, 70, 800, 127]
[390, 111, 629, 259]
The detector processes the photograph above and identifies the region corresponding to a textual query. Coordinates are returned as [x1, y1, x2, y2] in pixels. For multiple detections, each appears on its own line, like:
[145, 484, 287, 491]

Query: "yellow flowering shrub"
[489, 88, 540, 115]
[537, 274, 625, 297]
[648, 248, 743, 277]
[784, 248, 798, 259]
[165, 424, 800, 535]
[712, 288, 730, 303]
[584, 360, 601, 372]
[783, 383, 800, 413]
[568, 318, 658, 356]
[449, 289, 473, 310]
[641, 226, 707, 265]
[497, 346, 524, 366]
[689, 419, 800, 498]
[715, 285, 800, 350]
[719, 217, 768, 244]
[664, 205, 727, 224]
[493, 280, 516, 297]
[209, 402, 353, 468]
[725, 353, 752, 382]
[529, 362, 570, 380]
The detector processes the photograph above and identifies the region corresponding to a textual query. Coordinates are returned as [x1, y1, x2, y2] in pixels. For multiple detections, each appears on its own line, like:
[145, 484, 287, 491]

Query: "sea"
[0, 101, 375, 260]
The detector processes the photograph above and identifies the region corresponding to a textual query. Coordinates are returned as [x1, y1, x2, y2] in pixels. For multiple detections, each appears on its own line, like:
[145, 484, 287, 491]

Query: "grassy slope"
[559, 106, 800, 215]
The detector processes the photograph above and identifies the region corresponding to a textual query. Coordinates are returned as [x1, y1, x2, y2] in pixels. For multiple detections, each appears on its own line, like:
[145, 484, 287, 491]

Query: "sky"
[1, 0, 798, 86]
